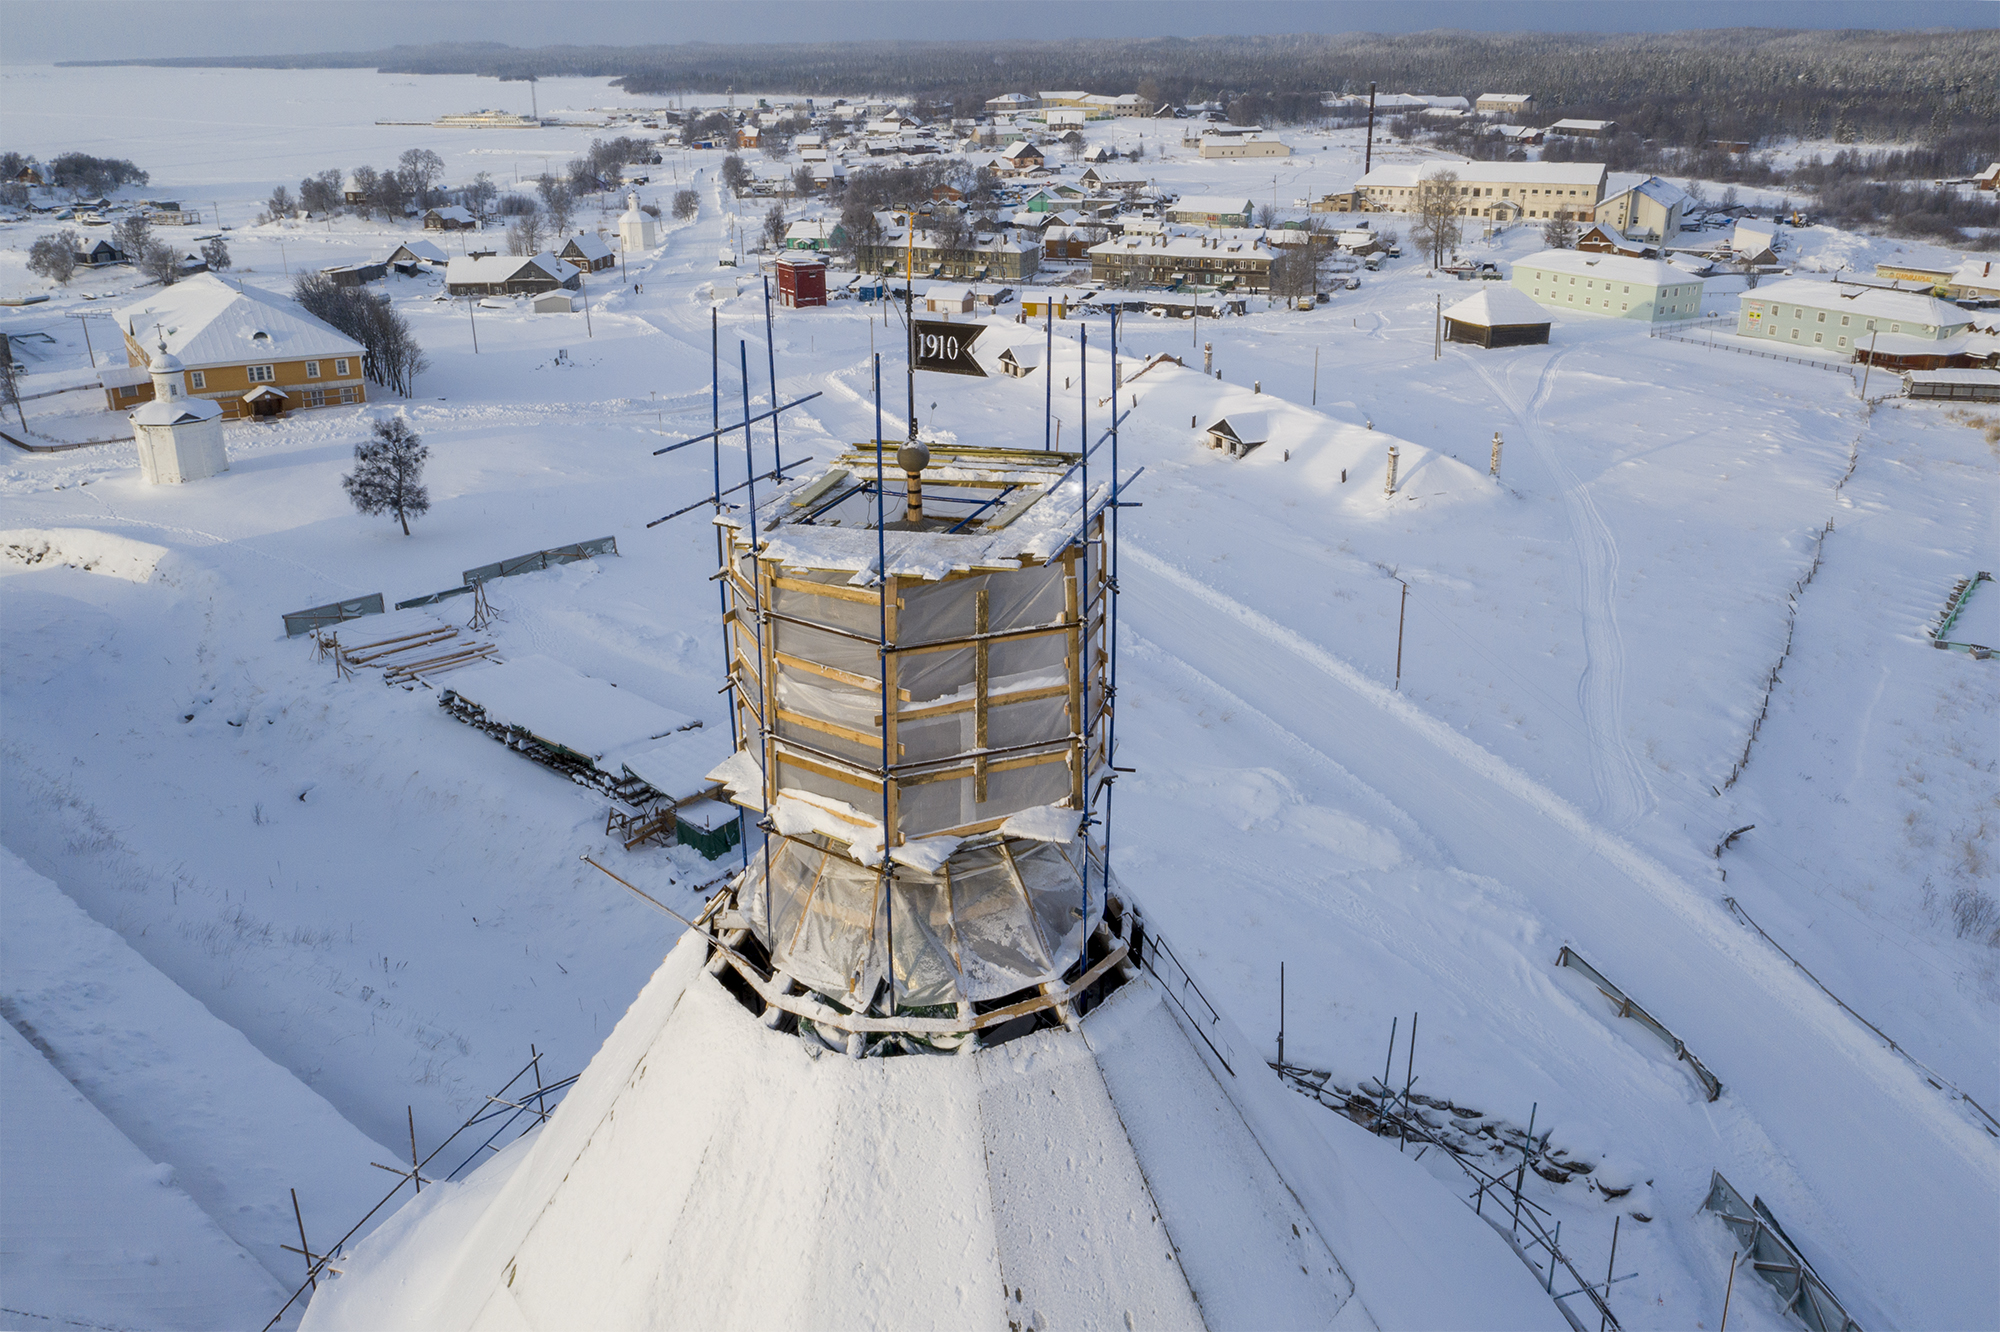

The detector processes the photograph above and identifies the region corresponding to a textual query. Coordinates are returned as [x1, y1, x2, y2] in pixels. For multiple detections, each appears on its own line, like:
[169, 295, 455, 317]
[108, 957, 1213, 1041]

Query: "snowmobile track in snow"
[1468, 345, 1652, 830]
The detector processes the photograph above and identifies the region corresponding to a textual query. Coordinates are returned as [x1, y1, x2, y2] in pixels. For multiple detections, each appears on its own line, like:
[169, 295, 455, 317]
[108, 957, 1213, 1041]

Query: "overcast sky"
[4, 0, 1990, 63]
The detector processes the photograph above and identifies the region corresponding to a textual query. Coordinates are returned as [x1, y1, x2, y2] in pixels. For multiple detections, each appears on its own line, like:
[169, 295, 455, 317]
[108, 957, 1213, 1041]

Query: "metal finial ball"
[898, 442, 930, 473]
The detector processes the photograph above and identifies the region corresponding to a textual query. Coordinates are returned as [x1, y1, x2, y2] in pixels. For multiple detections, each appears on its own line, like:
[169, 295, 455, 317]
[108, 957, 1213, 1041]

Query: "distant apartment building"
[857, 226, 1040, 282]
[1739, 279, 1977, 369]
[1166, 195, 1255, 227]
[1512, 250, 1705, 323]
[1198, 134, 1291, 160]
[1355, 160, 1607, 219]
[1475, 93, 1534, 115]
[1591, 174, 1689, 244]
[1089, 231, 1275, 292]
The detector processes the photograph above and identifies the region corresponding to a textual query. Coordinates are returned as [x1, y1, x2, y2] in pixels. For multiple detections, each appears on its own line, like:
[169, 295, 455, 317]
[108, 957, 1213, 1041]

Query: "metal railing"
[1703, 1171, 1863, 1332]
[1275, 1065, 1624, 1332]
[1556, 946, 1721, 1100]
[1651, 319, 1860, 380]
[282, 593, 385, 637]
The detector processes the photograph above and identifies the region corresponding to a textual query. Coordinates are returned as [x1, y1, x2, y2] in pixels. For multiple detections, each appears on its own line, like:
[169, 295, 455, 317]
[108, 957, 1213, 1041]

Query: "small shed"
[1203, 412, 1268, 458]
[1903, 368, 2000, 402]
[775, 252, 827, 308]
[997, 344, 1042, 378]
[532, 292, 574, 314]
[924, 284, 976, 314]
[1443, 286, 1553, 348]
[321, 260, 387, 287]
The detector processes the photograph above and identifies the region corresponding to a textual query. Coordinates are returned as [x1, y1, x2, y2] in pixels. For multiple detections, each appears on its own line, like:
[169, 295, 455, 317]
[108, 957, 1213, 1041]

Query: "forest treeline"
[62, 28, 1997, 156]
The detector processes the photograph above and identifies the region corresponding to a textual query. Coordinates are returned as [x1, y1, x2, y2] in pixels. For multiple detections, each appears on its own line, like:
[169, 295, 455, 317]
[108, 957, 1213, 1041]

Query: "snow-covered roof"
[131, 395, 222, 428]
[560, 234, 614, 262]
[1732, 223, 1776, 254]
[443, 253, 580, 285]
[1601, 175, 1689, 210]
[386, 239, 448, 264]
[425, 205, 475, 224]
[1512, 249, 1701, 288]
[1478, 93, 1533, 106]
[1950, 258, 1999, 291]
[1000, 141, 1044, 160]
[1444, 284, 1554, 328]
[1089, 231, 1273, 263]
[297, 923, 1567, 1332]
[117, 274, 362, 370]
[1743, 279, 1971, 329]
[97, 364, 151, 389]
[925, 284, 973, 302]
[1904, 367, 2000, 385]
[785, 220, 841, 242]
[1166, 195, 1254, 217]
[1549, 118, 1613, 133]
[1357, 160, 1606, 189]
[1577, 222, 1647, 254]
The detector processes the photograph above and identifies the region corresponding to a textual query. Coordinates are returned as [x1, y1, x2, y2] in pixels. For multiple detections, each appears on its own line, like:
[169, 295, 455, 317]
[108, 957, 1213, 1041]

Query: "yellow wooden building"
[109, 275, 366, 420]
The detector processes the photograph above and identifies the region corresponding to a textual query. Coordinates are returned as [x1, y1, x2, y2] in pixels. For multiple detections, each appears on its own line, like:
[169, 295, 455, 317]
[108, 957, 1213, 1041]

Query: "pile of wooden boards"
[317, 610, 499, 684]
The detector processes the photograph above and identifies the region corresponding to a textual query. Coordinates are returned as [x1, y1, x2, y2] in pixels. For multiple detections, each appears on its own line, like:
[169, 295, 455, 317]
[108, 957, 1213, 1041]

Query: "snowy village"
[0, 13, 1995, 1332]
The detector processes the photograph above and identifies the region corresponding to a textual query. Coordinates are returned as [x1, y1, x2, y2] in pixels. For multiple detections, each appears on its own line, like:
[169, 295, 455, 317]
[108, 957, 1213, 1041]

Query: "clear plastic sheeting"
[737, 834, 1102, 1007]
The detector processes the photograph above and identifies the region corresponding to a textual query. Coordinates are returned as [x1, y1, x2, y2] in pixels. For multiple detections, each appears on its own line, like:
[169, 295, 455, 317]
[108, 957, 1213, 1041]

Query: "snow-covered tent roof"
[297, 929, 1567, 1332]
[1444, 285, 1553, 328]
[117, 274, 362, 371]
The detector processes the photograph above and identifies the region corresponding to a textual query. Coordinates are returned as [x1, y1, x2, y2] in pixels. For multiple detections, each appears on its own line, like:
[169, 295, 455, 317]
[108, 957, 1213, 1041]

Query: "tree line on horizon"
[60, 29, 1996, 162]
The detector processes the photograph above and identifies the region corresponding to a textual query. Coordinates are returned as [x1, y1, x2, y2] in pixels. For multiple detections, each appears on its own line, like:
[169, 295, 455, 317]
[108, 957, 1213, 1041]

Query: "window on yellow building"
[189, 371, 206, 390]
[306, 361, 321, 378]
[248, 364, 275, 383]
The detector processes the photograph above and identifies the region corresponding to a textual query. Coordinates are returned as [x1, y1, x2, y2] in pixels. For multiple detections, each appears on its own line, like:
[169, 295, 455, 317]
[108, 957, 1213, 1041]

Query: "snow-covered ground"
[2, 65, 1995, 1330]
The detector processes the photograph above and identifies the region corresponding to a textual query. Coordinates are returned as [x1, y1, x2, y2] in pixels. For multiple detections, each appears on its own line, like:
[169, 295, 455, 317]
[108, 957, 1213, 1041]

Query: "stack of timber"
[319, 609, 499, 683]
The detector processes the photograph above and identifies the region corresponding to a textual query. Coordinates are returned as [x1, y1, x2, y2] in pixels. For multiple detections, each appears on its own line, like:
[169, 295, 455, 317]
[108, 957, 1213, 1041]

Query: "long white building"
[1512, 249, 1706, 323]
[1354, 159, 1607, 220]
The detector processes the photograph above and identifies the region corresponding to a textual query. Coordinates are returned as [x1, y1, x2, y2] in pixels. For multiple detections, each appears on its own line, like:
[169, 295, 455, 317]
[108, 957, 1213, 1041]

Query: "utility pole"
[579, 269, 592, 338]
[1394, 577, 1408, 690]
[1490, 430, 1503, 477]
[1860, 325, 1879, 397]
[467, 296, 479, 353]
[65, 311, 99, 367]
[1364, 82, 1377, 176]
[1434, 294, 1442, 360]
[1312, 346, 1319, 405]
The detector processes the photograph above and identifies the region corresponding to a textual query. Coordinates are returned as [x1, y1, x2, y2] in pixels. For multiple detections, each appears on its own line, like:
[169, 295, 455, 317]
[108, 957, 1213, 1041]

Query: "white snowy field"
[2, 64, 1996, 1331]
